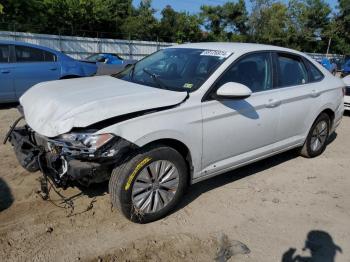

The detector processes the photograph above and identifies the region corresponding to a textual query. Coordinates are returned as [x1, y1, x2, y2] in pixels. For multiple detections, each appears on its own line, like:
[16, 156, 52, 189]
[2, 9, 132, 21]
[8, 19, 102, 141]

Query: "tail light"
[342, 86, 346, 97]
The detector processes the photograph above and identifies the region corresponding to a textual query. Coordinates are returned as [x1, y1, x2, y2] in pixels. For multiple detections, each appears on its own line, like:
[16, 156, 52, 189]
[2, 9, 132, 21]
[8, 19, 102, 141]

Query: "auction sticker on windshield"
[200, 50, 231, 58]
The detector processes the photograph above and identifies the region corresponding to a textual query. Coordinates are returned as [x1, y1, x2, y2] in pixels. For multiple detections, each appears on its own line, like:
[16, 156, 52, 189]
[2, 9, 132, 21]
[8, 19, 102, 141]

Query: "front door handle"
[265, 98, 281, 108]
[1, 69, 10, 74]
[310, 89, 320, 97]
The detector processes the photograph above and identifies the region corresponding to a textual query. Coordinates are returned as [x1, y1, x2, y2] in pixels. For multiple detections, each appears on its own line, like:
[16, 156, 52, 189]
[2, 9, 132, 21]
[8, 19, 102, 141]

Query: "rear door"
[273, 52, 323, 149]
[0, 44, 16, 102]
[13, 45, 60, 98]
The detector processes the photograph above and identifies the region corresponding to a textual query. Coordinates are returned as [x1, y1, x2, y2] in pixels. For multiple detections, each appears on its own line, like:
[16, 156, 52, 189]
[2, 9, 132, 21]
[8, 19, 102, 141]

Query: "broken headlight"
[56, 133, 114, 151]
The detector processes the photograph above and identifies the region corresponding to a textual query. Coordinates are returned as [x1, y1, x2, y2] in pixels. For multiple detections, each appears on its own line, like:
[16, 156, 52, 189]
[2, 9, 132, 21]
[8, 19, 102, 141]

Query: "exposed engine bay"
[5, 117, 137, 189]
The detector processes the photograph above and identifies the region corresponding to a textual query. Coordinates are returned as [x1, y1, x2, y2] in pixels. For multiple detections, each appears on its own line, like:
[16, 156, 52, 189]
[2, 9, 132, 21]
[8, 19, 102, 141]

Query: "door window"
[277, 54, 308, 87]
[43, 50, 57, 62]
[304, 59, 324, 82]
[214, 52, 273, 93]
[15, 46, 56, 62]
[0, 45, 10, 63]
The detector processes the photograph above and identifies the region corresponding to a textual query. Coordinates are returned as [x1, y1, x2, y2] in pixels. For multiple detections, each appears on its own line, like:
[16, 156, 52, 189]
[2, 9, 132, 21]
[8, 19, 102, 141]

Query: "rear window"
[0, 45, 10, 63]
[277, 54, 308, 87]
[305, 59, 324, 82]
[15, 46, 56, 62]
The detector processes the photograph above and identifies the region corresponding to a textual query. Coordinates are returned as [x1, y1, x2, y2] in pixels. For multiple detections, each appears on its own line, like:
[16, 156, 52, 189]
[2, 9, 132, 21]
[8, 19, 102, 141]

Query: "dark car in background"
[84, 53, 137, 75]
[0, 40, 97, 103]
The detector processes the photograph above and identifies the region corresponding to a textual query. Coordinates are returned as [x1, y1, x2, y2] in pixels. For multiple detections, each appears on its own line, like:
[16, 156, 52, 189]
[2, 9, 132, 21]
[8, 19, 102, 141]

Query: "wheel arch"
[320, 108, 335, 129]
[141, 138, 194, 185]
[302, 107, 335, 145]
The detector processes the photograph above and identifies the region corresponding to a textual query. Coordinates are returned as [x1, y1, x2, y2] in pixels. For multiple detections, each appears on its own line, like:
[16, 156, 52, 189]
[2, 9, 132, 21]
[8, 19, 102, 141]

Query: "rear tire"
[300, 113, 330, 158]
[109, 145, 188, 223]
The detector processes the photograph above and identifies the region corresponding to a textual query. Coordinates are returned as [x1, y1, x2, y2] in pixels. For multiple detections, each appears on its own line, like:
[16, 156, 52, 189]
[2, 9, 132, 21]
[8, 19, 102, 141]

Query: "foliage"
[0, 0, 349, 54]
[200, 0, 249, 41]
[158, 5, 202, 43]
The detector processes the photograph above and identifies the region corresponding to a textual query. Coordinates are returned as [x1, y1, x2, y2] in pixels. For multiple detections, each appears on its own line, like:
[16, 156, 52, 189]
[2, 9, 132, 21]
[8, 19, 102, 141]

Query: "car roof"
[170, 42, 306, 56]
[0, 40, 68, 57]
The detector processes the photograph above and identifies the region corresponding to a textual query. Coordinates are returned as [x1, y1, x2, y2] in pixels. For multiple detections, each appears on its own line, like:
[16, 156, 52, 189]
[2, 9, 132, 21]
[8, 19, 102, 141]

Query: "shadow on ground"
[175, 148, 300, 212]
[327, 132, 337, 145]
[0, 103, 18, 110]
[282, 230, 342, 262]
[0, 178, 14, 212]
[175, 132, 338, 213]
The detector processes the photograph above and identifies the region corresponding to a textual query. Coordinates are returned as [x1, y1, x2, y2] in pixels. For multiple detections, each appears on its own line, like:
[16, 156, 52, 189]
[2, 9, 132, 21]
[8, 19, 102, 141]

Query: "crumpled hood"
[20, 76, 187, 137]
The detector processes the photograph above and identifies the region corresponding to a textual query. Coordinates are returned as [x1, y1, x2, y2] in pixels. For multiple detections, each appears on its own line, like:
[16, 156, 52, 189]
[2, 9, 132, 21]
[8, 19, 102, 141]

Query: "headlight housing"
[56, 133, 114, 151]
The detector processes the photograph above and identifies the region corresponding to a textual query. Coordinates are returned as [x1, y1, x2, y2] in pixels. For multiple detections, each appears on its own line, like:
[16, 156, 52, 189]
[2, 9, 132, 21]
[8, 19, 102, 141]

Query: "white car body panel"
[19, 42, 345, 184]
[201, 88, 281, 177]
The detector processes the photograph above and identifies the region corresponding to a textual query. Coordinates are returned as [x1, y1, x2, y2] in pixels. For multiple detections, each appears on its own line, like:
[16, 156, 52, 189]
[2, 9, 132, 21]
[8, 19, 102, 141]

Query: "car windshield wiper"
[142, 68, 169, 90]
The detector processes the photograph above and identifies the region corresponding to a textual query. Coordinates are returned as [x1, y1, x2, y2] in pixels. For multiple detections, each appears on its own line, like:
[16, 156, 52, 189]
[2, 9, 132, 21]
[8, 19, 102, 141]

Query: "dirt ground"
[0, 108, 349, 262]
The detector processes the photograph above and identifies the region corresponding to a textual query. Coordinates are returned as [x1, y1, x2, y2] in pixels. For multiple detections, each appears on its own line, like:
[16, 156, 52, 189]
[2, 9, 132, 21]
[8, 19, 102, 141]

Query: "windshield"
[114, 48, 231, 92]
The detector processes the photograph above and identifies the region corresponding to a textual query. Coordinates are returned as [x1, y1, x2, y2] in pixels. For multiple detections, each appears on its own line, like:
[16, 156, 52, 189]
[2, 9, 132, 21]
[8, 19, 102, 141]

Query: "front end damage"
[4, 118, 137, 189]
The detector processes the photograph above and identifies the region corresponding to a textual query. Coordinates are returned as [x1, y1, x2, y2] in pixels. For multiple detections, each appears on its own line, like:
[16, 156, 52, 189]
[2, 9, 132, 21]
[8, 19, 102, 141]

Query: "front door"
[201, 52, 281, 177]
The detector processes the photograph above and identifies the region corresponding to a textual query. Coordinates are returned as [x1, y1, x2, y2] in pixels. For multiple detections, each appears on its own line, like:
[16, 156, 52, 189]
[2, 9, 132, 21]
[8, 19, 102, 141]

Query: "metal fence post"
[59, 31, 62, 52]
[157, 36, 161, 51]
[128, 34, 132, 60]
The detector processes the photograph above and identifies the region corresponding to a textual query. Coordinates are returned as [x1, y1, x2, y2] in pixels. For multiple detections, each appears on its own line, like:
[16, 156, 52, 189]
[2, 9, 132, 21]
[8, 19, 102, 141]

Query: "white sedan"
[5, 43, 345, 223]
[342, 75, 350, 111]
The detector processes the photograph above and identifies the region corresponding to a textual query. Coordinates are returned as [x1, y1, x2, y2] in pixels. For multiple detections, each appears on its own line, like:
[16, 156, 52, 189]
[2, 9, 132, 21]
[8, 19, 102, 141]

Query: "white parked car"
[342, 75, 350, 111]
[5, 43, 345, 223]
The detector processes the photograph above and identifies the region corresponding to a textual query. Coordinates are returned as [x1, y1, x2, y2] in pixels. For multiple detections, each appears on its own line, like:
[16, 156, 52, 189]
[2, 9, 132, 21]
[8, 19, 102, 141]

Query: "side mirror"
[216, 82, 252, 99]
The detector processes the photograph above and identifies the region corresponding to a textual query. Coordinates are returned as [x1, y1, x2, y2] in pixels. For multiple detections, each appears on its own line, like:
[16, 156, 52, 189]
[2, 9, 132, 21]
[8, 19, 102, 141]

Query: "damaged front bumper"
[5, 121, 136, 189]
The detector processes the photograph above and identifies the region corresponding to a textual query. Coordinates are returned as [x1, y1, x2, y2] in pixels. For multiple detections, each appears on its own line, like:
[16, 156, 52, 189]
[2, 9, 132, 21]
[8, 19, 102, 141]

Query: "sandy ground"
[0, 108, 349, 262]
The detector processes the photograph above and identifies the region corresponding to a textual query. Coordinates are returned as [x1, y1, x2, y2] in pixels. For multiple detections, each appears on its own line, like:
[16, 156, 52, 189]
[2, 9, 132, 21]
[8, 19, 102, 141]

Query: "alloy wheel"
[310, 120, 328, 152]
[131, 160, 179, 214]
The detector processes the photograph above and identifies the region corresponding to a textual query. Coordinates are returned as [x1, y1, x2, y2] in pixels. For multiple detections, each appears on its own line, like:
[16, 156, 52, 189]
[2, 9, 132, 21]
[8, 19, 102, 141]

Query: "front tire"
[300, 113, 330, 158]
[109, 145, 188, 223]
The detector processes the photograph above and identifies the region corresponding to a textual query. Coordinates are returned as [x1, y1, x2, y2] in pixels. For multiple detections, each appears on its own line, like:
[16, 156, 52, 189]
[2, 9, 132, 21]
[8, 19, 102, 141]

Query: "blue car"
[84, 53, 137, 75]
[320, 57, 337, 75]
[0, 41, 97, 103]
[342, 59, 350, 76]
[85, 53, 125, 65]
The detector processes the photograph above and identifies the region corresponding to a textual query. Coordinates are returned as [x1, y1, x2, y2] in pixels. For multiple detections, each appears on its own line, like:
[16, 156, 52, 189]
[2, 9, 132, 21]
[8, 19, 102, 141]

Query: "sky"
[133, 0, 339, 17]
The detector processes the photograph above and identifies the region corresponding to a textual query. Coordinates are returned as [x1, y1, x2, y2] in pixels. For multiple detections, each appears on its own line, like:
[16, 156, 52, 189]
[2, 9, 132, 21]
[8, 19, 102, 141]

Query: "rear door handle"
[310, 89, 320, 97]
[265, 98, 281, 108]
[49, 67, 58, 71]
[1, 69, 10, 74]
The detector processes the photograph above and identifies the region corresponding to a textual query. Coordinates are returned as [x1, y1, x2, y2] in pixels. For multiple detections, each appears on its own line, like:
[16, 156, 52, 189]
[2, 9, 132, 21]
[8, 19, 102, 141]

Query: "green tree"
[0, 0, 47, 32]
[249, 0, 331, 52]
[120, 0, 159, 40]
[331, 0, 350, 54]
[42, 0, 132, 37]
[200, 0, 249, 41]
[302, 0, 331, 52]
[158, 5, 202, 43]
[200, 5, 225, 39]
[258, 2, 289, 45]
[223, 0, 249, 36]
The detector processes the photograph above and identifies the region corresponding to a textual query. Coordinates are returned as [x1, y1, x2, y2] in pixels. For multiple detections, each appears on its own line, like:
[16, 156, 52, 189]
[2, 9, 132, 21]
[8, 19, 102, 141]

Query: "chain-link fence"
[0, 30, 176, 60]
